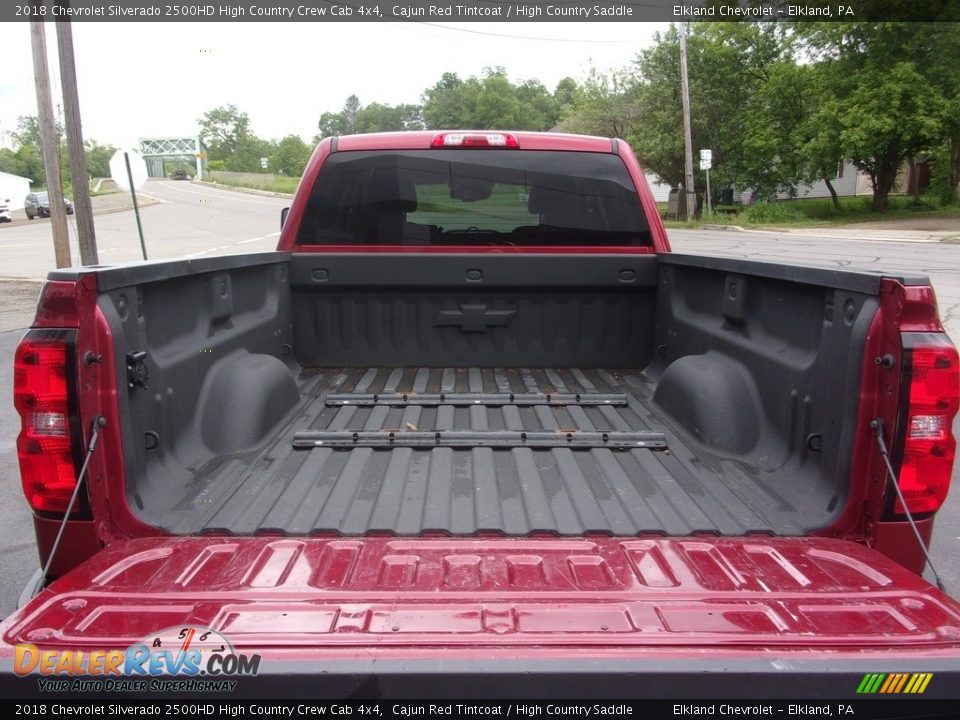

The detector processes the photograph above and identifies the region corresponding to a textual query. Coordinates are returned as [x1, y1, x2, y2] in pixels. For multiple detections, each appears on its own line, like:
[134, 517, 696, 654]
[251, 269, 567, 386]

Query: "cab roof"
[334, 131, 617, 153]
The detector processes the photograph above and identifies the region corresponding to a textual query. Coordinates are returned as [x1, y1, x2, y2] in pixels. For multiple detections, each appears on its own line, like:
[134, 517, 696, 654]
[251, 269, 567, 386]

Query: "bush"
[740, 201, 808, 225]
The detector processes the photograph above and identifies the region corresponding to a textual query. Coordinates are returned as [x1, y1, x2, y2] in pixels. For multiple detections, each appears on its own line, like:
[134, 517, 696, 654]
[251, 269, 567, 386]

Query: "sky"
[0, 22, 668, 150]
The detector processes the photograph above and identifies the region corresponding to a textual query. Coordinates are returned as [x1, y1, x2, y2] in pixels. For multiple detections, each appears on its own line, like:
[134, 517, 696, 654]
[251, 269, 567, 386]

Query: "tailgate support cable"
[30, 416, 106, 598]
[870, 418, 947, 592]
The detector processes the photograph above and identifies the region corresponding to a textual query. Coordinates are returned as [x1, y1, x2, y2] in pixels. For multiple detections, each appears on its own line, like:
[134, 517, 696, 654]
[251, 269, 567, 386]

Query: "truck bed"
[104, 253, 879, 541]
[150, 366, 815, 536]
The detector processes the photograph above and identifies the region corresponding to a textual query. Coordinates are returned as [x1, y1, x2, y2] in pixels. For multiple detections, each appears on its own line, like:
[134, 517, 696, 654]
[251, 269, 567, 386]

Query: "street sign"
[109, 150, 147, 192]
[700, 158, 712, 170]
[260, 157, 268, 169]
[700, 148, 712, 162]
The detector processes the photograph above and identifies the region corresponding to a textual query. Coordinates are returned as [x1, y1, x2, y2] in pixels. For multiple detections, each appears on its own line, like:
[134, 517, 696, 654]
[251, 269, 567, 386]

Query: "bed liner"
[148, 367, 830, 537]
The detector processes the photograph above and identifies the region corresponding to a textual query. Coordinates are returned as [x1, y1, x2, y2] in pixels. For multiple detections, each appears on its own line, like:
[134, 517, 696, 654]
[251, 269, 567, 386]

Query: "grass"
[207, 175, 301, 194]
[660, 194, 960, 228]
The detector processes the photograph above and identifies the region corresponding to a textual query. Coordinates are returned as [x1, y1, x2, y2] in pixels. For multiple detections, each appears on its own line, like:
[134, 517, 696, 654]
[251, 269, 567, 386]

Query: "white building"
[0, 171, 32, 211]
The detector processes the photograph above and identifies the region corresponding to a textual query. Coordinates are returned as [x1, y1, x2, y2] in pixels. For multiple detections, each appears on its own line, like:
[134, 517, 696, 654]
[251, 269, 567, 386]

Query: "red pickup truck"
[3, 131, 960, 697]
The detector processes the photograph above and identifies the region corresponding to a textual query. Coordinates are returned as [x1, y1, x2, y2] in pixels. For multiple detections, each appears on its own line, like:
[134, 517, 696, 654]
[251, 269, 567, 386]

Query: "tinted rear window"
[296, 149, 650, 247]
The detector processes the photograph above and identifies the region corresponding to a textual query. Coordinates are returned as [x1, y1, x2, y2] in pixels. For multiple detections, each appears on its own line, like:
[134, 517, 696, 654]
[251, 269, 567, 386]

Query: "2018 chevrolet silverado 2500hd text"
[2, 131, 959, 697]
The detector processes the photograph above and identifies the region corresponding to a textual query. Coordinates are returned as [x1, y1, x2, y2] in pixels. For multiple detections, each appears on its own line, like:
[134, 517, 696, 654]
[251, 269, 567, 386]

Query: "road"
[0, 180, 288, 278]
[0, 183, 958, 615]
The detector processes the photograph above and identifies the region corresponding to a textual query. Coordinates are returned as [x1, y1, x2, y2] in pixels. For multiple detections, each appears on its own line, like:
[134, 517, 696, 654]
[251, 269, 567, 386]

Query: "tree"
[797, 23, 951, 211]
[317, 98, 424, 138]
[553, 77, 579, 111]
[420, 72, 465, 129]
[515, 79, 561, 130]
[226, 134, 276, 173]
[317, 110, 351, 139]
[355, 102, 424, 133]
[792, 64, 848, 210]
[12, 114, 62, 150]
[922, 23, 960, 203]
[0, 143, 45, 185]
[557, 70, 640, 141]
[342, 95, 361, 134]
[9, 115, 67, 185]
[421, 68, 562, 131]
[198, 105, 251, 161]
[270, 134, 311, 176]
[84, 139, 117, 179]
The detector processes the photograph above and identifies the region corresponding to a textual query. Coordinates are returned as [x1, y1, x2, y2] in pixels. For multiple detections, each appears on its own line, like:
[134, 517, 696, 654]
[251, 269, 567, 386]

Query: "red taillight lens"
[896, 335, 959, 515]
[14, 338, 79, 514]
[431, 132, 520, 148]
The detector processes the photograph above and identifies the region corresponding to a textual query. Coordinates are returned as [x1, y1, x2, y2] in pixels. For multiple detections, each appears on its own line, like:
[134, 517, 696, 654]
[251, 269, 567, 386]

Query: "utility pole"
[57, 8, 98, 265]
[678, 21, 696, 221]
[30, 17, 71, 268]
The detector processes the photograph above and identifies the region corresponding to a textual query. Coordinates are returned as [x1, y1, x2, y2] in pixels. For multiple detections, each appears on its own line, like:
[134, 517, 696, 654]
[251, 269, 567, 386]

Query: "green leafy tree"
[421, 68, 561, 131]
[10, 114, 68, 185]
[270, 134, 311, 176]
[798, 23, 951, 211]
[12, 115, 63, 149]
[84, 140, 117, 179]
[420, 72, 466, 129]
[226, 134, 276, 173]
[557, 70, 640, 141]
[318, 98, 424, 138]
[198, 105, 252, 161]
[626, 25, 695, 189]
[515, 79, 560, 130]
[553, 77, 579, 111]
[923, 23, 960, 203]
[317, 110, 351, 139]
[355, 102, 424, 133]
[0, 144, 44, 184]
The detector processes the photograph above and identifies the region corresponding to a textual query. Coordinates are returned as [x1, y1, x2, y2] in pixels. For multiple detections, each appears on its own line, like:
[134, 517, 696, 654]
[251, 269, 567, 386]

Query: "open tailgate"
[3, 536, 960, 698]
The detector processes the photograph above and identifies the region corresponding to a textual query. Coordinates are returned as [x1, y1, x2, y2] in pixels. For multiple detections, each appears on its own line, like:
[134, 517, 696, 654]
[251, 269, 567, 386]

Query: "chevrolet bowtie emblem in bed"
[433, 304, 516, 332]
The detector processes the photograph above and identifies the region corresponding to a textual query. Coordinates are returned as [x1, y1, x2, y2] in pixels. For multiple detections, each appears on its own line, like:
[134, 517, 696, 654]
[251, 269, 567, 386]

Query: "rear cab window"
[295, 149, 651, 248]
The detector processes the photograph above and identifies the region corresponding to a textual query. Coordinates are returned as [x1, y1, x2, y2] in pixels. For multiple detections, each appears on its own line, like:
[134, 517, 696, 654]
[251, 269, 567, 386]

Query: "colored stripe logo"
[857, 672, 933, 694]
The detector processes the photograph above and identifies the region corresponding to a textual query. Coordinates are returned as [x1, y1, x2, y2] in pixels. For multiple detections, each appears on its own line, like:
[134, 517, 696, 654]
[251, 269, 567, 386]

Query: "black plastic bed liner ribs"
[292, 430, 667, 450]
[324, 392, 629, 408]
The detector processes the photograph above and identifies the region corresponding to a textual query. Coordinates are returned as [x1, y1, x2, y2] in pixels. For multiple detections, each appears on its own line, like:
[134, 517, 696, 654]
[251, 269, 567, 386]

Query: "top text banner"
[4, 0, 959, 22]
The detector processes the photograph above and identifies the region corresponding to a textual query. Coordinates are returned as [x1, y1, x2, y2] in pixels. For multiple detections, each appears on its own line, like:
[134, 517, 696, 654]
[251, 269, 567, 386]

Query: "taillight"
[431, 132, 519, 148]
[895, 333, 960, 515]
[14, 332, 81, 515]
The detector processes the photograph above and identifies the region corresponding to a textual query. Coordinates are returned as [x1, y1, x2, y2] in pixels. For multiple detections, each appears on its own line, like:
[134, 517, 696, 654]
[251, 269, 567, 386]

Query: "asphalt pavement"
[0, 185, 958, 616]
[0, 180, 287, 278]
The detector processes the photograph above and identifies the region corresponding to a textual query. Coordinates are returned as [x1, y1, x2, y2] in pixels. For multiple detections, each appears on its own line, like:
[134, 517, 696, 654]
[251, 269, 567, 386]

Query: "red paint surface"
[3, 536, 960, 656]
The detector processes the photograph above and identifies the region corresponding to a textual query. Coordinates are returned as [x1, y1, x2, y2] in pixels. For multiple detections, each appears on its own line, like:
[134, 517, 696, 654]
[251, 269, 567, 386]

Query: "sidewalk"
[3, 191, 159, 228]
[700, 222, 960, 243]
[751, 226, 959, 243]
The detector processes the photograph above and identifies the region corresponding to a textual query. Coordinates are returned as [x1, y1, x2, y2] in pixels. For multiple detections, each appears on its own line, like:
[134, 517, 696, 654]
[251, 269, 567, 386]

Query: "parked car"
[24, 191, 74, 219]
[3, 131, 960, 696]
[0, 198, 11, 223]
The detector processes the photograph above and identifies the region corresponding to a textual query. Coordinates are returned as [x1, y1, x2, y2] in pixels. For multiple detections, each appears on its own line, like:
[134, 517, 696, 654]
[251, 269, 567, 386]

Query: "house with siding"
[639, 159, 917, 207]
[771, 160, 870, 201]
[643, 172, 673, 202]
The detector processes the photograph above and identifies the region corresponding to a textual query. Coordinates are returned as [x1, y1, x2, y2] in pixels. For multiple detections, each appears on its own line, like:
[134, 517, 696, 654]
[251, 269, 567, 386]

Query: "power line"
[418, 22, 644, 44]
[312, 0, 658, 44]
